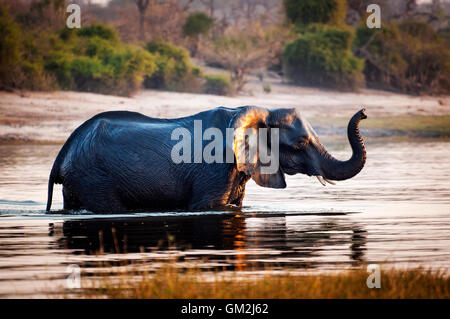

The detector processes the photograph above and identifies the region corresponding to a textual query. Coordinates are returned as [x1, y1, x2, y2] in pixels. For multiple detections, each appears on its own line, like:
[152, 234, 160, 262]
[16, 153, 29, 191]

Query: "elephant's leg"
[188, 189, 246, 210]
[187, 185, 226, 210]
[187, 169, 249, 210]
[187, 181, 233, 210]
[63, 186, 81, 210]
[65, 179, 127, 213]
[188, 196, 225, 210]
[82, 189, 127, 213]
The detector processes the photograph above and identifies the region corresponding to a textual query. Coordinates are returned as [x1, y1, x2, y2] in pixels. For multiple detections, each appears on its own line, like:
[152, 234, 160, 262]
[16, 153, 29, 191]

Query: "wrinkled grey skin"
[46, 106, 367, 213]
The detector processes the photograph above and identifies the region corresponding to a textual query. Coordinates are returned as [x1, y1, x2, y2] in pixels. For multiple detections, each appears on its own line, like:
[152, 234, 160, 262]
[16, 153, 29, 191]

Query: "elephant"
[46, 106, 367, 213]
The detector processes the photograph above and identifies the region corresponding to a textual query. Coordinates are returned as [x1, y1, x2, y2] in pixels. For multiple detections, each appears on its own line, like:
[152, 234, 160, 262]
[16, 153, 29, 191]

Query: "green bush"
[0, 14, 156, 96]
[183, 12, 213, 37]
[284, 0, 347, 27]
[43, 25, 156, 96]
[0, 5, 23, 89]
[76, 24, 119, 41]
[144, 41, 203, 92]
[355, 20, 450, 94]
[0, 5, 56, 90]
[283, 26, 364, 90]
[1, 5, 211, 96]
[203, 74, 231, 95]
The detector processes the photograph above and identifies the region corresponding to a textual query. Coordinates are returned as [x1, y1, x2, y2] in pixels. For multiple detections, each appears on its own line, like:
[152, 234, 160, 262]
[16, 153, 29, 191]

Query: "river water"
[0, 138, 449, 297]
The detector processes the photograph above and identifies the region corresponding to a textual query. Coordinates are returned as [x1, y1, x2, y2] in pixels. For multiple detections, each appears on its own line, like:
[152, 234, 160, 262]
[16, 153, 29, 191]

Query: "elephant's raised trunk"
[319, 109, 367, 181]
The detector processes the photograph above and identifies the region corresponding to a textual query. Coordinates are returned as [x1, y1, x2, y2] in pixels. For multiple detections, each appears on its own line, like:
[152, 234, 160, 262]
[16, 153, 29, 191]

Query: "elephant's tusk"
[316, 176, 326, 186]
[324, 178, 336, 185]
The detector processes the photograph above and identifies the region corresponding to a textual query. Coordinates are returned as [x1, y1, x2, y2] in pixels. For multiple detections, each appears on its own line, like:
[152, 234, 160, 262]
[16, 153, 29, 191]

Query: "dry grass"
[79, 265, 450, 299]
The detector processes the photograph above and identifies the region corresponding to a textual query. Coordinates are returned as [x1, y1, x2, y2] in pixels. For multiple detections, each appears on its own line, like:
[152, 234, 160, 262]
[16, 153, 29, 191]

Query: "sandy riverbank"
[0, 84, 448, 143]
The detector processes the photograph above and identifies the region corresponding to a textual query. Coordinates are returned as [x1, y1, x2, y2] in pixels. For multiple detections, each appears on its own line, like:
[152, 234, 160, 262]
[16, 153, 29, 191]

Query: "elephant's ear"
[230, 107, 286, 189]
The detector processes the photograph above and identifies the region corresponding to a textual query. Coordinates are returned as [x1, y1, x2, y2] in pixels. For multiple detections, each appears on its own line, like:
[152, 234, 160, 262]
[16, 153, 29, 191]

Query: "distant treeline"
[1, 0, 449, 95]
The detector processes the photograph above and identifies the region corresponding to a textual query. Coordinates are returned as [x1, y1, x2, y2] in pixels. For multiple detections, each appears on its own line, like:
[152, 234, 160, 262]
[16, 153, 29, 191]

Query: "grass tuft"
[76, 264, 450, 299]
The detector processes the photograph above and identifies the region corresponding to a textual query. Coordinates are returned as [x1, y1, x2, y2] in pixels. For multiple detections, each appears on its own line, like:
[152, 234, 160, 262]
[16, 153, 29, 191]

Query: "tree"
[283, 26, 365, 90]
[354, 20, 450, 94]
[135, 0, 150, 41]
[183, 12, 214, 56]
[202, 23, 288, 92]
[284, 0, 347, 26]
[183, 12, 214, 37]
[0, 5, 22, 89]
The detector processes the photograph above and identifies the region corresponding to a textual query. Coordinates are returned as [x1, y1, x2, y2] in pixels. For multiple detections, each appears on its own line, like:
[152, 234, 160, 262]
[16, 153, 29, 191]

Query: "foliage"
[0, 5, 156, 96]
[183, 12, 214, 37]
[283, 25, 365, 90]
[76, 24, 119, 42]
[284, 0, 347, 27]
[144, 41, 203, 92]
[43, 25, 156, 96]
[202, 23, 289, 92]
[203, 74, 231, 96]
[0, 5, 22, 89]
[355, 20, 450, 94]
[0, 5, 55, 90]
[0, 4, 207, 96]
[2, 1, 448, 96]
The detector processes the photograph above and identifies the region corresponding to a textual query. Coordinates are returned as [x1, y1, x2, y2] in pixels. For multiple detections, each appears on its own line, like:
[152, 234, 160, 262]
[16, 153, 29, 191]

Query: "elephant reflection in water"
[244, 215, 367, 267]
[53, 215, 236, 254]
[50, 213, 366, 271]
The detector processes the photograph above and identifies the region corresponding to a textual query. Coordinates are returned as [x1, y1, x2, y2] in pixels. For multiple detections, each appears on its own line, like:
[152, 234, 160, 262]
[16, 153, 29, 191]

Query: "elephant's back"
[50, 107, 235, 190]
[51, 112, 174, 181]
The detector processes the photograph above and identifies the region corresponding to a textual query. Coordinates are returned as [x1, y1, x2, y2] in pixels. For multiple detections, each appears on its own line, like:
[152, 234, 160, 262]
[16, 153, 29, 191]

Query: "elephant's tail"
[46, 173, 55, 212]
[46, 160, 61, 212]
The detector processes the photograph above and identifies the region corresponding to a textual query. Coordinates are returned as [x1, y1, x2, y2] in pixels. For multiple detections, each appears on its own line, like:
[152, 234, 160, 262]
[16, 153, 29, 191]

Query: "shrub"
[183, 12, 213, 37]
[283, 26, 364, 90]
[0, 9, 156, 96]
[144, 41, 203, 92]
[355, 20, 450, 94]
[14, 23, 154, 96]
[201, 23, 288, 92]
[0, 5, 23, 89]
[0, 5, 57, 90]
[1, 6, 210, 96]
[284, 0, 347, 27]
[76, 24, 119, 41]
[203, 74, 231, 95]
[43, 25, 156, 96]
[45, 51, 73, 88]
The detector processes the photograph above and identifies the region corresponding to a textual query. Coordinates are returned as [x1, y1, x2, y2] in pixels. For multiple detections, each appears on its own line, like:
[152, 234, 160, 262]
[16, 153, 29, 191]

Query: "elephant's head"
[230, 106, 367, 188]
